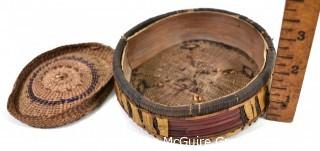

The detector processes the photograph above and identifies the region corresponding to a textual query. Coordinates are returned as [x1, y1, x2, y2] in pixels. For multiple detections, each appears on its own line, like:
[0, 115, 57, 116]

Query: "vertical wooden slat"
[142, 111, 157, 134]
[243, 98, 255, 121]
[156, 117, 168, 137]
[121, 93, 130, 113]
[257, 87, 266, 111]
[250, 98, 257, 118]
[130, 102, 143, 126]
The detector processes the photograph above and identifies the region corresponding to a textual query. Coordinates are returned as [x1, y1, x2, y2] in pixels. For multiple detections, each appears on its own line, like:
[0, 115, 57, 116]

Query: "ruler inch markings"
[283, 18, 301, 23]
[288, 0, 304, 2]
[266, 0, 319, 122]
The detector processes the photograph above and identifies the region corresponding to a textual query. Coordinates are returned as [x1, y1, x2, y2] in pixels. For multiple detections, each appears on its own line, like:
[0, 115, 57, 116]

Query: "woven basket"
[113, 8, 276, 141]
[7, 8, 276, 142]
[7, 43, 114, 128]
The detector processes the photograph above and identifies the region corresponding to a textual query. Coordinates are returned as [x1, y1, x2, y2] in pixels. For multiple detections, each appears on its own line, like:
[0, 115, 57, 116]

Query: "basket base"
[131, 39, 258, 107]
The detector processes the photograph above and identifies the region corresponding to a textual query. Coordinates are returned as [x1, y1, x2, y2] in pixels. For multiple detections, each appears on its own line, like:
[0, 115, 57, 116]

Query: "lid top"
[8, 43, 114, 128]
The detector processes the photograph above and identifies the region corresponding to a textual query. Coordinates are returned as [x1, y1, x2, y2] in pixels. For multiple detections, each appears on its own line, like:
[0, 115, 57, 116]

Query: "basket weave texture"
[7, 43, 113, 128]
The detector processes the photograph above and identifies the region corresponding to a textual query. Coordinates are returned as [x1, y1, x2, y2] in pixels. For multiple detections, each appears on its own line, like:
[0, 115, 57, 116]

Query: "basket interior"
[121, 11, 266, 107]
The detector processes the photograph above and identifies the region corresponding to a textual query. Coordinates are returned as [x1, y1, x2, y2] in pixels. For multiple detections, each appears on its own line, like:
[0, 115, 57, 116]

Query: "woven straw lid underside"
[7, 43, 114, 128]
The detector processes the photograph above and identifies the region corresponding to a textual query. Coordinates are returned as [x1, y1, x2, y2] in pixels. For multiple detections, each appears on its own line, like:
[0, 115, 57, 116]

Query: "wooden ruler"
[266, 0, 320, 122]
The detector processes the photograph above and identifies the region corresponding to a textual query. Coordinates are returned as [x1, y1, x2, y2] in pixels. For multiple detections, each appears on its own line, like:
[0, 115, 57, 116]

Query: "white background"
[1, 0, 319, 150]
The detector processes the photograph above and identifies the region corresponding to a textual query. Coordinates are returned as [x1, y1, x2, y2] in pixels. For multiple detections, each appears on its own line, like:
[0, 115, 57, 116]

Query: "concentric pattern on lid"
[7, 43, 113, 128]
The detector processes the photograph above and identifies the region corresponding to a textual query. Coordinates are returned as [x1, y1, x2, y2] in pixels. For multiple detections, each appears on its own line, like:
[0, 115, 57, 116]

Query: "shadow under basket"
[113, 8, 276, 141]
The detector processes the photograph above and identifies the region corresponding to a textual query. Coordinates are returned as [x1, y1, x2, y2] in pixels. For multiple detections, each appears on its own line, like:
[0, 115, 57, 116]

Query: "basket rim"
[7, 42, 114, 128]
[113, 8, 276, 117]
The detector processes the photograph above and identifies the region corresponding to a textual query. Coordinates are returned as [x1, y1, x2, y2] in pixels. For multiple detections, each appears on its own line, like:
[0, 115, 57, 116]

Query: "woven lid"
[7, 43, 114, 128]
